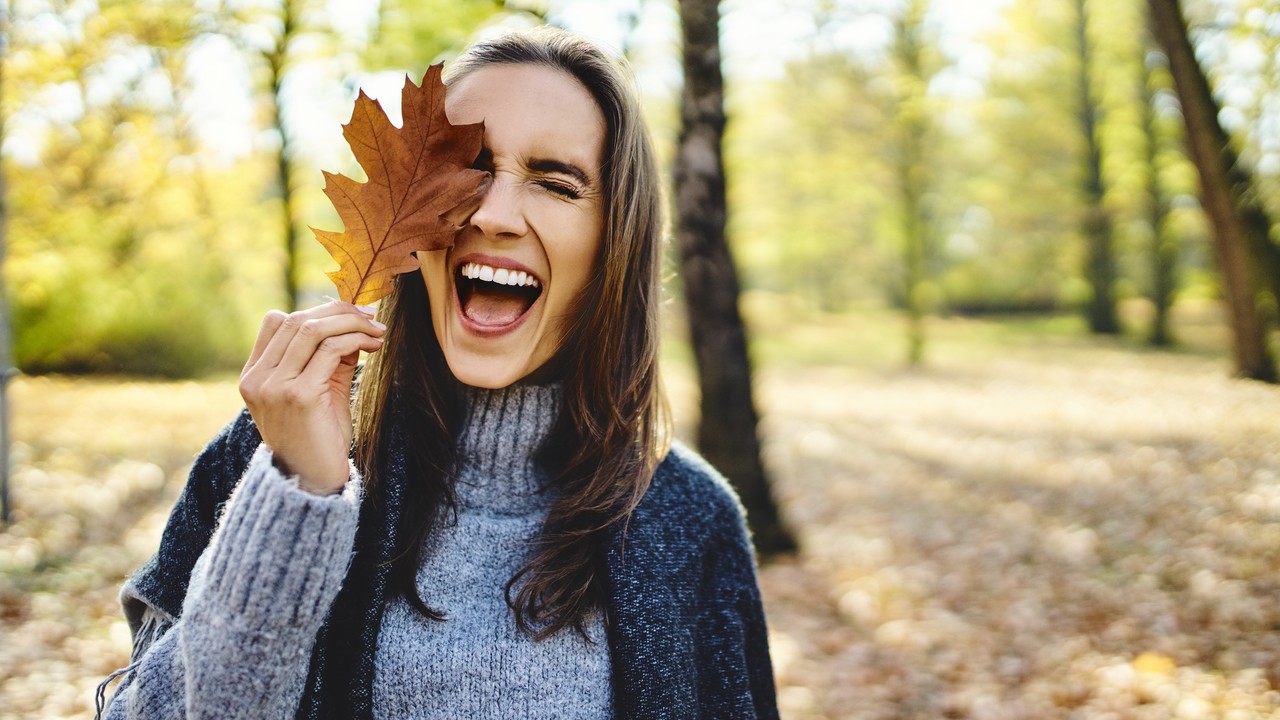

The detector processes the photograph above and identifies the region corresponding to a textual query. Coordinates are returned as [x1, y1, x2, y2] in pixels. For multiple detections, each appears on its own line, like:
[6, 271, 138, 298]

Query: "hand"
[238, 301, 386, 495]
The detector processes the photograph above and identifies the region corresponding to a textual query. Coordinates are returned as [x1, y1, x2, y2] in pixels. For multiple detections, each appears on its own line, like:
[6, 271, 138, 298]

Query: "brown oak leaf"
[312, 63, 488, 305]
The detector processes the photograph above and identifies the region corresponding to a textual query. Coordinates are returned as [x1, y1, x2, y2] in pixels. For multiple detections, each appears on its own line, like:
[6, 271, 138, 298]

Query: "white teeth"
[459, 262, 541, 288]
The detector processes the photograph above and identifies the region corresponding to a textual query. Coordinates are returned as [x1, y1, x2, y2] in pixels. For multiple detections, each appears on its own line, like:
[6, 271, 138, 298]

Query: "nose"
[468, 173, 528, 239]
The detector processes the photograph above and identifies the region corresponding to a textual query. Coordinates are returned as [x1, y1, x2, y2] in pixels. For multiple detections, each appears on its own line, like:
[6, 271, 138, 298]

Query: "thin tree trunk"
[1077, 0, 1119, 334]
[895, 0, 930, 367]
[1141, 41, 1176, 347]
[269, 0, 299, 311]
[0, 9, 10, 524]
[1147, 0, 1277, 382]
[675, 0, 795, 555]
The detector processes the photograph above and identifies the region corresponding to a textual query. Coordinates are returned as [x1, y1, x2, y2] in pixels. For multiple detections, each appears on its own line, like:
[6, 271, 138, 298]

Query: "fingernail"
[370, 319, 387, 331]
[356, 304, 376, 316]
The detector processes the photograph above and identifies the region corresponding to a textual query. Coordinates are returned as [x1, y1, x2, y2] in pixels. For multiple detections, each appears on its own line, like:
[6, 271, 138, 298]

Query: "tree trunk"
[895, 0, 930, 367]
[269, 0, 299, 311]
[1140, 41, 1176, 347]
[1147, 0, 1277, 382]
[675, 0, 795, 555]
[1077, 0, 1120, 335]
[0, 8, 11, 524]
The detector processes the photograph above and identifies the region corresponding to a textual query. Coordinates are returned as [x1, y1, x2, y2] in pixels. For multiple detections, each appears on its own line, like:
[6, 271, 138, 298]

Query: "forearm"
[103, 445, 361, 719]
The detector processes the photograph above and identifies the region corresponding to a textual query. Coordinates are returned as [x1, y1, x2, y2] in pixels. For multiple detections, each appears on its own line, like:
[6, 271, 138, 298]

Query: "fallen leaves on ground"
[0, 378, 244, 720]
[4, 338, 1280, 718]
[747, 348, 1280, 719]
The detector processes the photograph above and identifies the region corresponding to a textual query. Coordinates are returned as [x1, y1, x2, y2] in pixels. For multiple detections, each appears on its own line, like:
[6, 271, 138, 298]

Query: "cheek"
[418, 252, 448, 291]
[550, 215, 604, 301]
[416, 252, 451, 326]
[561, 245, 599, 296]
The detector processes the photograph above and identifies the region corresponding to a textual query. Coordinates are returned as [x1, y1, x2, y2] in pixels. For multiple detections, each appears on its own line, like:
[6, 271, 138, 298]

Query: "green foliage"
[364, 0, 518, 70]
[726, 0, 1228, 326]
[4, 0, 517, 377]
[4, 0, 1275, 376]
[727, 51, 895, 312]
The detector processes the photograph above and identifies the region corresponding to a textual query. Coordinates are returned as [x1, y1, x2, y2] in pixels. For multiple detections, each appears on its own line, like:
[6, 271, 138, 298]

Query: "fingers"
[294, 332, 383, 389]
[246, 310, 287, 369]
[246, 301, 380, 379]
[237, 301, 383, 495]
[273, 313, 385, 380]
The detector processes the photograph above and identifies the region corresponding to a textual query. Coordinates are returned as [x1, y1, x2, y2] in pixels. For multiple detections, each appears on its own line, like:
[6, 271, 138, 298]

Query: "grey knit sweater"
[103, 383, 612, 718]
[375, 384, 611, 716]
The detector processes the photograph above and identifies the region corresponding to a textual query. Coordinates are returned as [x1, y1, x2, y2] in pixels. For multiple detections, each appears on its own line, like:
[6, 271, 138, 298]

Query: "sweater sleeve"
[100, 444, 362, 720]
[695, 514, 780, 720]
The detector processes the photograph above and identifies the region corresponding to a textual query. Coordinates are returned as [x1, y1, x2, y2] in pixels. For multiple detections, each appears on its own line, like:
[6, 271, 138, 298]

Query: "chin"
[443, 350, 536, 389]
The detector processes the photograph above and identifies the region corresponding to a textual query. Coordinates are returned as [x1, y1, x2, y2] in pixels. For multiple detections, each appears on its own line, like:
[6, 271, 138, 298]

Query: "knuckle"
[260, 310, 288, 334]
[279, 312, 304, 334]
[317, 336, 345, 355]
[297, 319, 323, 339]
[281, 385, 310, 406]
[238, 366, 263, 392]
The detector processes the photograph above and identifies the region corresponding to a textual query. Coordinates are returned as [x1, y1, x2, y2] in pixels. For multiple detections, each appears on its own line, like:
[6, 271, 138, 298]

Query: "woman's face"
[418, 63, 605, 389]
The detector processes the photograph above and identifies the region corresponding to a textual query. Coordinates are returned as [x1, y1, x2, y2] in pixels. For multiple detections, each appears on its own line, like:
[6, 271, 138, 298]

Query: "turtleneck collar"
[454, 382, 563, 516]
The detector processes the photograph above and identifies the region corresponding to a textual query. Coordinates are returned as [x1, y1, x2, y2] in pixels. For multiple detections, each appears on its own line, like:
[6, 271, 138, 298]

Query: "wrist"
[269, 449, 346, 496]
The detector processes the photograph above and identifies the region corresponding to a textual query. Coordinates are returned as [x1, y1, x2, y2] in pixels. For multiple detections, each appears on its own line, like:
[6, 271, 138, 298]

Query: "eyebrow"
[528, 158, 594, 188]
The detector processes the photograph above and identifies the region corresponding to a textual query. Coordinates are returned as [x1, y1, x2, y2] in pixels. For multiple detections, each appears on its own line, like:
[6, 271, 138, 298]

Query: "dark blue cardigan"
[123, 408, 779, 719]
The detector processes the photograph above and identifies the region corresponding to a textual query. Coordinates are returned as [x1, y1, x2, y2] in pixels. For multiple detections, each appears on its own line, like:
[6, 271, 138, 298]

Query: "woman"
[99, 27, 778, 719]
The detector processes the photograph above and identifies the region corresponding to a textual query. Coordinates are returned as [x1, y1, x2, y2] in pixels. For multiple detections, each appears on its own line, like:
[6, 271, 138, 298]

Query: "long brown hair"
[353, 27, 671, 639]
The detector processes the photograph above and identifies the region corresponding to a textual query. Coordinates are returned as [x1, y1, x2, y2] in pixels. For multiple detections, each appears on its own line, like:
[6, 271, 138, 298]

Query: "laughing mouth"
[455, 261, 544, 327]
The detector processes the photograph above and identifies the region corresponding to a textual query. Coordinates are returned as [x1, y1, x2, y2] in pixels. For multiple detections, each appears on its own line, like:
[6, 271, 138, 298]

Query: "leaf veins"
[312, 64, 487, 305]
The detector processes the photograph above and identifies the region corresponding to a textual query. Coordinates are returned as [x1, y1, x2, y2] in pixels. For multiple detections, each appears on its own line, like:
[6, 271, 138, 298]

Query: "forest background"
[4, 0, 1280, 718]
[8, 0, 1278, 378]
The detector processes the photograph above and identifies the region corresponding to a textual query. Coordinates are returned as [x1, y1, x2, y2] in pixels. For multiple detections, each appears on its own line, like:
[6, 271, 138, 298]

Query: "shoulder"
[190, 408, 263, 500]
[128, 408, 262, 619]
[634, 440, 750, 540]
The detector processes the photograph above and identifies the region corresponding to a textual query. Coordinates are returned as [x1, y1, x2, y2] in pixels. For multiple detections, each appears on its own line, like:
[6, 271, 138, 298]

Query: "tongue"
[463, 287, 529, 326]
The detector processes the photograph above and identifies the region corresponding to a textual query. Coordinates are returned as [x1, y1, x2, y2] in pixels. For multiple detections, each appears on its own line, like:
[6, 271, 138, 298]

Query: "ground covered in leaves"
[747, 343, 1280, 719]
[3, 316, 1280, 718]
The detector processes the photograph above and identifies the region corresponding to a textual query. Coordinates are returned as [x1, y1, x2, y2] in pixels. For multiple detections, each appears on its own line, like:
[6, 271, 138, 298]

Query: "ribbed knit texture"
[103, 444, 362, 719]
[374, 383, 612, 717]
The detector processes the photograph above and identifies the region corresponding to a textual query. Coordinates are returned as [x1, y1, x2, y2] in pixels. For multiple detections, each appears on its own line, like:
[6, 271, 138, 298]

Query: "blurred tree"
[890, 0, 938, 365]
[951, 0, 1082, 313]
[0, 1, 10, 524]
[271, 0, 302, 311]
[1147, 0, 1277, 382]
[5, 0, 249, 376]
[727, 49, 891, 312]
[1189, 0, 1280, 307]
[1140, 42, 1177, 346]
[729, 0, 1212, 337]
[196, 0, 334, 311]
[4, 0, 528, 378]
[675, 0, 794, 554]
[1076, 0, 1120, 334]
[364, 0, 543, 70]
